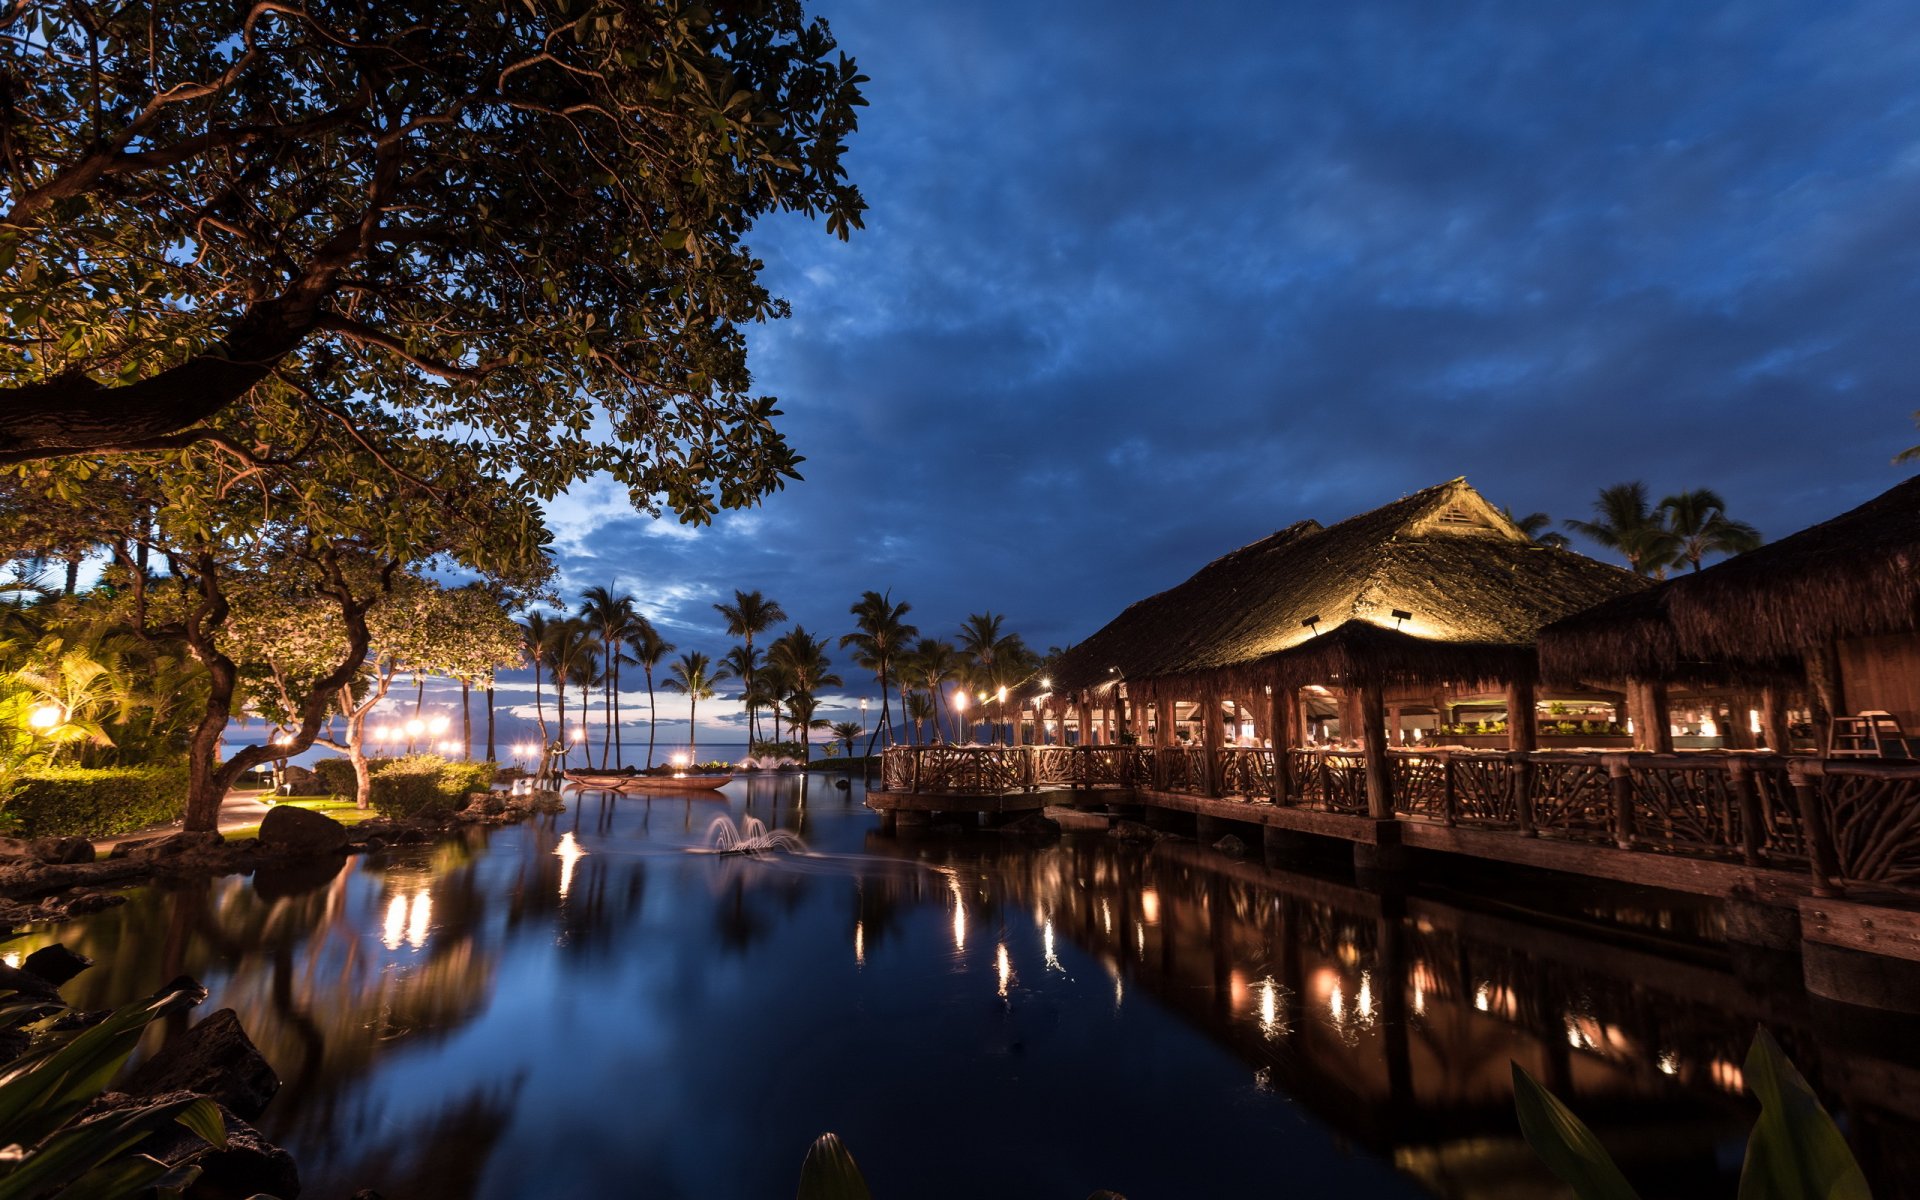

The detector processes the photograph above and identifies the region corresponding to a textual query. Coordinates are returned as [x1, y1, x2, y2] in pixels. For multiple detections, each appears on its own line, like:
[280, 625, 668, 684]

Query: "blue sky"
[414, 0, 1920, 755]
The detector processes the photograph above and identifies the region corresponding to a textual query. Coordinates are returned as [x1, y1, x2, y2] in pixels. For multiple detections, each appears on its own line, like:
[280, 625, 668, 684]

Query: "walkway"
[92, 789, 282, 853]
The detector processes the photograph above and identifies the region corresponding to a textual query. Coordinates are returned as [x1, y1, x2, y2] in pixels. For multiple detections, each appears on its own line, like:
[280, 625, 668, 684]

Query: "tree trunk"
[612, 660, 623, 768]
[63, 554, 80, 595]
[689, 696, 698, 762]
[645, 668, 657, 768]
[485, 678, 496, 762]
[462, 679, 473, 760]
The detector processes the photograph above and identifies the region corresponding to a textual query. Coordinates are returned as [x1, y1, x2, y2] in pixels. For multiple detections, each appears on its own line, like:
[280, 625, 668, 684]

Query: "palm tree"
[545, 618, 599, 746]
[1501, 507, 1571, 549]
[579, 585, 638, 768]
[713, 590, 786, 743]
[902, 638, 963, 742]
[662, 651, 731, 763]
[721, 643, 762, 743]
[767, 627, 842, 760]
[904, 691, 935, 745]
[841, 590, 917, 755]
[757, 660, 795, 743]
[830, 720, 863, 760]
[565, 642, 601, 762]
[784, 692, 831, 758]
[1564, 482, 1682, 577]
[1660, 489, 1762, 572]
[520, 613, 554, 748]
[627, 621, 675, 768]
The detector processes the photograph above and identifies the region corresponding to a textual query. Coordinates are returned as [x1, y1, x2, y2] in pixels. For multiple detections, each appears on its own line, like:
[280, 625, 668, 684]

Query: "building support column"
[1269, 678, 1294, 806]
[1803, 642, 1845, 753]
[1360, 681, 1393, 819]
[1761, 684, 1794, 754]
[1201, 681, 1224, 797]
[1507, 675, 1538, 835]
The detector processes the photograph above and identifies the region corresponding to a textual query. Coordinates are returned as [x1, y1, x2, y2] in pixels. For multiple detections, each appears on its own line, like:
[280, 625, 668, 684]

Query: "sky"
[390, 0, 1920, 757]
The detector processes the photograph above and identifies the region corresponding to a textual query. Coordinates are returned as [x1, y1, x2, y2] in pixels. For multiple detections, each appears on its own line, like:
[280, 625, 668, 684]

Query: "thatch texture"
[1049, 479, 1643, 694]
[1540, 474, 1920, 679]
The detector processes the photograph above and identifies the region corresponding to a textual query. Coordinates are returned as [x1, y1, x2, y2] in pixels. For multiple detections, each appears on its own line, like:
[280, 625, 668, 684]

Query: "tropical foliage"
[1563, 482, 1762, 577]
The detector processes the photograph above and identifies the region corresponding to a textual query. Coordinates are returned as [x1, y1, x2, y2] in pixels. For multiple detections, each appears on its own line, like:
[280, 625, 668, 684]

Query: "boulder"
[28, 837, 95, 865]
[21, 942, 92, 986]
[0, 837, 32, 859]
[279, 764, 325, 796]
[135, 831, 224, 859]
[0, 961, 62, 1001]
[64, 891, 127, 916]
[1001, 813, 1062, 838]
[1109, 820, 1161, 844]
[134, 1095, 300, 1200]
[123, 1009, 280, 1121]
[258, 805, 349, 854]
[1212, 834, 1250, 858]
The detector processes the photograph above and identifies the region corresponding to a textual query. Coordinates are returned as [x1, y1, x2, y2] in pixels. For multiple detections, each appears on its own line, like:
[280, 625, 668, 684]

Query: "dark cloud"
[497, 0, 1920, 746]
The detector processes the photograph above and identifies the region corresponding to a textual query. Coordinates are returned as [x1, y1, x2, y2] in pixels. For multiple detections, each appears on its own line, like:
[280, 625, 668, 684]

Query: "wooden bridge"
[873, 743, 1920, 1001]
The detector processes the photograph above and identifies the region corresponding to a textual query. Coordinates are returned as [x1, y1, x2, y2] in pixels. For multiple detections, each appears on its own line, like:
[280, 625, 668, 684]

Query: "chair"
[1828, 711, 1915, 758]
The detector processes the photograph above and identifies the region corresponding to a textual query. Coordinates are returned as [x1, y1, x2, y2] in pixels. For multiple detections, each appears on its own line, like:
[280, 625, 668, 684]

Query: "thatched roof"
[1049, 478, 1644, 694]
[1539, 473, 1920, 680]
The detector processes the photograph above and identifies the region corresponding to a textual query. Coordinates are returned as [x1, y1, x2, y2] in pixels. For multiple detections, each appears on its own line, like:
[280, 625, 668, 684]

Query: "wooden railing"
[878, 744, 1920, 897]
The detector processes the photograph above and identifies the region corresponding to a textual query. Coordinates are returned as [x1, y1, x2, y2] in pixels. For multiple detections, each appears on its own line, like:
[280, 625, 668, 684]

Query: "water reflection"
[1, 775, 1913, 1200]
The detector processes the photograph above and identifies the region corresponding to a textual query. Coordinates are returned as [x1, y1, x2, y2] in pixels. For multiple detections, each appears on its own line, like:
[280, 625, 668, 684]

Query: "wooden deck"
[874, 744, 1920, 993]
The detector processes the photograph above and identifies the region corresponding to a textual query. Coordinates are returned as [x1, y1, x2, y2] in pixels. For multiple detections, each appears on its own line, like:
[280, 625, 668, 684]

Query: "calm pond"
[11, 777, 1918, 1199]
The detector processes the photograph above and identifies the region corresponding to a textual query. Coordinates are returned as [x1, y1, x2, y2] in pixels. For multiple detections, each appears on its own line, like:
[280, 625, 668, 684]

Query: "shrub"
[748, 740, 805, 761]
[367, 755, 498, 819]
[5, 764, 189, 838]
[314, 755, 395, 797]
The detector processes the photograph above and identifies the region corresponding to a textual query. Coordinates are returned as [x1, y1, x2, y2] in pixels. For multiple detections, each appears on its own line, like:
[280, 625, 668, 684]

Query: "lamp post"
[953, 689, 968, 744]
[405, 717, 425, 754]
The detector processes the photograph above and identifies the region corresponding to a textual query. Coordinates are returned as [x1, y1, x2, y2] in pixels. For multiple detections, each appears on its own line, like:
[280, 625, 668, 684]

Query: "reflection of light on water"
[1709, 1059, 1745, 1093]
[1107, 959, 1124, 1011]
[855, 921, 865, 968]
[1474, 982, 1491, 1012]
[1329, 979, 1345, 1024]
[996, 942, 1012, 998]
[1411, 960, 1436, 1017]
[382, 895, 407, 949]
[1043, 920, 1061, 972]
[554, 831, 586, 899]
[1101, 899, 1112, 936]
[0, 953, 17, 969]
[1253, 1066, 1272, 1092]
[406, 891, 432, 949]
[1258, 977, 1283, 1040]
[1658, 1052, 1679, 1076]
[1135, 922, 1145, 958]
[1356, 971, 1374, 1020]
[1140, 888, 1160, 925]
[949, 878, 966, 951]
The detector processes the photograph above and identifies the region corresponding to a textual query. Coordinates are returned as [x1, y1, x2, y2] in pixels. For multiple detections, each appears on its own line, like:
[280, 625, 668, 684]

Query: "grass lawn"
[222, 796, 380, 841]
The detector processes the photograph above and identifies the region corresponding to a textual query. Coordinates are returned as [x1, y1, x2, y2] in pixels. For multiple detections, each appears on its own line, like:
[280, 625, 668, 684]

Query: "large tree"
[840, 590, 915, 754]
[1, 0, 865, 525]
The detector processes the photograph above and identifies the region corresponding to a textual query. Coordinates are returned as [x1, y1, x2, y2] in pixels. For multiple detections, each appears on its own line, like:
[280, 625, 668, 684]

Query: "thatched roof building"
[1050, 478, 1644, 695]
[1539, 474, 1920, 684]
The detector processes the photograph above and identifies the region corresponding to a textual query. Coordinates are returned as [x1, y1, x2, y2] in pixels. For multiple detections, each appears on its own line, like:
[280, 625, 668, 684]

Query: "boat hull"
[565, 771, 733, 793]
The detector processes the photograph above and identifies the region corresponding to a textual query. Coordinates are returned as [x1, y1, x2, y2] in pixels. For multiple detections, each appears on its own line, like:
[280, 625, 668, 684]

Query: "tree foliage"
[2, 0, 866, 523]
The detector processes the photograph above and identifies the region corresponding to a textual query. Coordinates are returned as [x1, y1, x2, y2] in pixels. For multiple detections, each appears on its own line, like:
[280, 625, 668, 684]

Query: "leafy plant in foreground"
[0, 983, 226, 1200]
[1513, 1026, 1870, 1200]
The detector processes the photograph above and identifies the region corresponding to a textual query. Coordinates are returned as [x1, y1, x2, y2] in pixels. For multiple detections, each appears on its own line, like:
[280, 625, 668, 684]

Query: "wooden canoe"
[565, 771, 733, 793]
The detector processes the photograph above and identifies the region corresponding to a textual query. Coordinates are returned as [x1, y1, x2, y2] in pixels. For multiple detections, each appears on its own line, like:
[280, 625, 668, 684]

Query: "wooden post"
[1788, 759, 1843, 896]
[1507, 676, 1537, 835]
[1440, 752, 1457, 825]
[1387, 704, 1401, 746]
[1761, 684, 1793, 755]
[1270, 680, 1295, 806]
[1607, 756, 1636, 848]
[1728, 758, 1764, 866]
[1115, 683, 1130, 742]
[1803, 642, 1844, 753]
[1360, 681, 1393, 819]
[1076, 692, 1091, 747]
[1201, 683, 1224, 797]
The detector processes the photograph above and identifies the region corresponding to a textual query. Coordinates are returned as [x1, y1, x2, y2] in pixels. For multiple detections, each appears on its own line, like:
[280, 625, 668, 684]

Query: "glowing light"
[0, 953, 18, 969]
[27, 702, 63, 731]
[671, 753, 688, 767]
[1135, 922, 1145, 957]
[1474, 982, 1492, 1012]
[1657, 1052, 1679, 1076]
[1258, 977, 1283, 1040]
[1043, 920, 1061, 972]
[404, 718, 426, 737]
[1699, 716, 1718, 737]
[382, 895, 407, 949]
[1140, 888, 1161, 925]
[1329, 979, 1346, 1024]
[1749, 709, 1763, 735]
[950, 878, 967, 951]
[1356, 970, 1374, 1020]
[1708, 1059, 1745, 1093]
[554, 830, 586, 899]
[1040, 676, 1052, 690]
[1101, 899, 1113, 936]
[428, 714, 451, 735]
[996, 686, 1007, 703]
[571, 727, 585, 743]
[996, 942, 1012, 998]
[406, 890, 432, 948]
[954, 691, 968, 712]
[855, 921, 865, 967]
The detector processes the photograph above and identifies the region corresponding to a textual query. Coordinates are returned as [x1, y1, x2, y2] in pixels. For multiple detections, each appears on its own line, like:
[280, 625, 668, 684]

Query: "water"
[8, 777, 1917, 1199]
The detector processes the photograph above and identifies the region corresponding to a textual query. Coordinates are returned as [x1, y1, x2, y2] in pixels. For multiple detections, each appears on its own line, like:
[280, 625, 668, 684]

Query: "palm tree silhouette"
[627, 621, 675, 768]
[903, 638, 963, 742]
[1564, 482, 1682, 577]
[841, 590, 917, 755]
[662, 650, 731, 763]
[579, 585, 638, 768]
[1659, 489, 1761, 571]
[767, 626, 842, 760]
[1501, 507, 1571, 549]
[713, 590, 786, 744]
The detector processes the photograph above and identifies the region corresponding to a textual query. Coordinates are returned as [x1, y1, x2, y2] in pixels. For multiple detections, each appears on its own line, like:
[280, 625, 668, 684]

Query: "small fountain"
[701, 814, 807, 856]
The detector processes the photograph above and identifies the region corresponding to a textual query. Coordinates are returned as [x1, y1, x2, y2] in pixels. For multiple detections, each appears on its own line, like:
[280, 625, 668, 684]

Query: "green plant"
[1513, 1027, 1869, 1200]
[0, 982, 225, 1200]
[796, 1133, 870, 1200]
[313, 756, 395, 796]
[748, 740, 806, 762]
[4, 765, 188, 838]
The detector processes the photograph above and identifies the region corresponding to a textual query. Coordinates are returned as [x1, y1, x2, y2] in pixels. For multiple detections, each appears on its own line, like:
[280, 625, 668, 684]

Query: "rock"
[1212, 834, 1250, 858]
[0, 961, 62, 1000]
[1001, 813, 1062, 838]
[280, 764, 325, 796]
[135, 831, 224, 859]
[1109, 820, 1161, 844]
[63, 892, 127, 916]
[123, 1009, 280, 1121]
[29, 837, 96, 865]
[21, 943, 92, 986]
[833, 777, 851, 790]
[134, 1095, 300, 1200]
[258, 805, 349, 854]
[465, 792, 506, 815]
[0, 837, 32, 859]
[394, 827, 429, 845]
